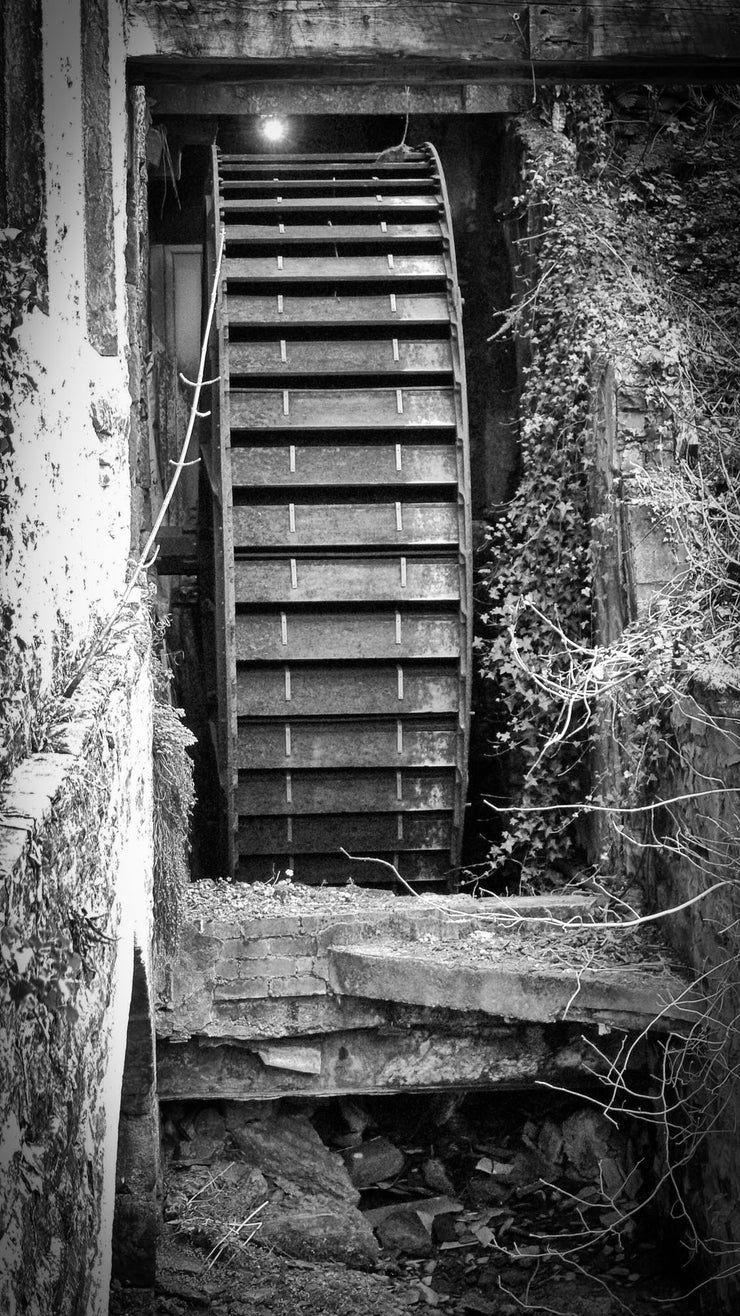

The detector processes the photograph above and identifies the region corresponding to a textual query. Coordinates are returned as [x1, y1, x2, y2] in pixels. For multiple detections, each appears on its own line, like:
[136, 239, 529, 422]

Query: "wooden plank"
[231, 443, 456, 488]
[235, 609, 461, 661]
[236, 768, 455, 815]
[233, 555, 459, 604]
[222, 152, 428, 163]
[236, 663, 459, 715]
[589, 2, 740, 62]
[224, 254, 445, 282]
[229, 387, 455, 431]
[234, 851, 452, 885]
[221, 194, 439, 214]
[224, 221, 443, 246]
[227, 292, 449, 327]
[221, 177, 437, 194]
[228, 339, 452, 379]
[236, 719, 459, 769]
[232, 501, 458, 547]
[239, 812, 452, 853]
[220, 160, 431, 176]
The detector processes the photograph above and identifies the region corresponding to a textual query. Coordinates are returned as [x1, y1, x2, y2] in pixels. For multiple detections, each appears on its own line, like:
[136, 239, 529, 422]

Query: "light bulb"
[261, 117, 287, 144]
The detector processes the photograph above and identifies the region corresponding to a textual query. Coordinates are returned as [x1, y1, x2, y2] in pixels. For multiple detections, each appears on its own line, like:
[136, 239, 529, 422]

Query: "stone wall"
[156, 885, 684, 1108]
[652, 682, 740, 1314]
[156, 887, 598, 1045]
[0, 610, 155, 1316]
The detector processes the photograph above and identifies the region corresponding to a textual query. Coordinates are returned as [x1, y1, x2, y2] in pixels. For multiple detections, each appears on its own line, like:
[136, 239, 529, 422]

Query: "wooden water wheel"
[202, 145, 472, 885]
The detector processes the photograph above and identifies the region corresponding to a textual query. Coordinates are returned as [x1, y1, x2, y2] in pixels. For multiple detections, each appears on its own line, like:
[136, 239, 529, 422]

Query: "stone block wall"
[651, 682, 740, 1313]
[156, 887, 638, 1106]
[157, 887, 587, 1043]
[0, 611, 155, 1316]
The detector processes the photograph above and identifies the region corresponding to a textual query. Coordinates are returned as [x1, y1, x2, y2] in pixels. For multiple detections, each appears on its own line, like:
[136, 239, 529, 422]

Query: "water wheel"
[201, 145, 472, 885]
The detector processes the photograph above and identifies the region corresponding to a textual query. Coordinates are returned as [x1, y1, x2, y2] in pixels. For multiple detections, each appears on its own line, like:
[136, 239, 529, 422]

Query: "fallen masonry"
[156, 1084, 698, 1312]
[156, 881, 694, 1103]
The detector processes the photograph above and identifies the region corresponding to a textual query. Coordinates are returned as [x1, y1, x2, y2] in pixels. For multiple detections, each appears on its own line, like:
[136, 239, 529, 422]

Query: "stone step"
[328, 940, 694, 1032]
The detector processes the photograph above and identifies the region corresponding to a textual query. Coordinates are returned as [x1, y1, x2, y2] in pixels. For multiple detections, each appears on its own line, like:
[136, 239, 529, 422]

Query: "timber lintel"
[126, 2, 740, 82]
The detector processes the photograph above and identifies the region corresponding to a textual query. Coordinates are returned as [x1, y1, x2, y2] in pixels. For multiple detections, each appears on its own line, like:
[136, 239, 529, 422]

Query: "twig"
[339, 848, 420, 898]
[485, 787, 740, 816]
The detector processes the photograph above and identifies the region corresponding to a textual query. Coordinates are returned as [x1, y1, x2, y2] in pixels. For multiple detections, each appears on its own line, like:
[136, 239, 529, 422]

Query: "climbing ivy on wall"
[475, 85, 740, 890]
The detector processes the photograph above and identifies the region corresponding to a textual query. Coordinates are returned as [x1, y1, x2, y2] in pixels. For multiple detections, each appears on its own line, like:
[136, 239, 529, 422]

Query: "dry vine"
[472, 86, 740, 1301]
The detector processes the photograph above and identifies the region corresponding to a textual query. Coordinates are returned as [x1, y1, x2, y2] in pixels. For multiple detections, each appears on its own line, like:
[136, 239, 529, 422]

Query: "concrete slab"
[328, 943, 695, 1032]
[156, 1019, 647, 1103]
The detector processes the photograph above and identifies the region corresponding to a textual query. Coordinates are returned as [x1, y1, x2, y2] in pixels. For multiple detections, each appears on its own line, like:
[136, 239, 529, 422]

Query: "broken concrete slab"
[254, 1042, 323, 1075]
[156, 1019, 644, 1103]
[328, 943, 695, 1032]
[156, 884, 602, 1043]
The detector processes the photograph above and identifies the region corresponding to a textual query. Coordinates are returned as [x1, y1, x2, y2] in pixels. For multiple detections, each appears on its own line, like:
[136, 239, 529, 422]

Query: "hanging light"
[260, 116, 288, 144]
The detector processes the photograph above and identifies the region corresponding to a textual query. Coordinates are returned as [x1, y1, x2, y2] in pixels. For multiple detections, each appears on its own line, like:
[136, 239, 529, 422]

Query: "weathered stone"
[223, 1101, 279, 1131]
[178, 1107, 228, 1163]
[254, 1043, 323, 1075]
[536, 1119, 564, 1171]
[157, 1023, 644, 1102]
[432, 1212, 458, 1244]
[226, 1112, 358, 1205]
[373, 1207, 433, 1257]
[422, 1156, 456, 1196]
[561, 1109, 618, 1180]
[329, 944, 694, 1032]
[210, 995, 387, 1040]
[342, 1136, 405, 1188]
[259, 1204, 379, 1269]
[338, 1098, 372, 1136]
[269, 973, 326, 998]
[199, 1109, 379, 1268]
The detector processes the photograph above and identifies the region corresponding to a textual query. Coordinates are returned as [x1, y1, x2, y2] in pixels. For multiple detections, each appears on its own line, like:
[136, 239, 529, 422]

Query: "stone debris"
[375, 1207, 434, 1258]
[166, 1104, 378, 1269]
[343, 1135, 406, 1188]
[156, 1092, 696, 1316]
[422, 1157, 456, 1196]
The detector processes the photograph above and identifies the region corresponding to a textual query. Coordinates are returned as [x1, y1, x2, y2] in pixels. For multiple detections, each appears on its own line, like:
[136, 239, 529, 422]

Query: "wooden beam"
[127, 1, 524, 64]
[127, 1, 740, 77]
[143, 81, 525, 117]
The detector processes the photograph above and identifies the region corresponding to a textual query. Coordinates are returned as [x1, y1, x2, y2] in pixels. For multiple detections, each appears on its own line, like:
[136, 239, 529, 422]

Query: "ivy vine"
[475, 85, 740, 890]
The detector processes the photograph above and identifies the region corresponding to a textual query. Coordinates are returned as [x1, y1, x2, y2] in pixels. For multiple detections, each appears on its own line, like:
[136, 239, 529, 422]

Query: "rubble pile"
[147, 1090, 699, 1315]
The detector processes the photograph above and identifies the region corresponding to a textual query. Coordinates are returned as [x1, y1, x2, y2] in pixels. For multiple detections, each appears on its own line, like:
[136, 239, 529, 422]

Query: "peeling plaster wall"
[1, 5, 160, 1305]
[5, 0, 132, 686]
[0, 612, 155, 1316]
